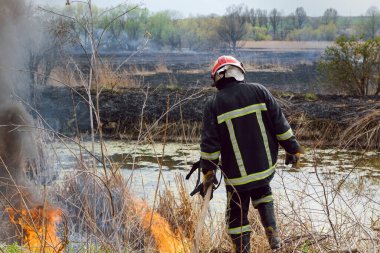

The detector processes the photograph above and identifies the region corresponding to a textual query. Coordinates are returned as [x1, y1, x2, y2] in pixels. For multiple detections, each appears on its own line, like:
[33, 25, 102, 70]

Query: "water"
[50, 140, 380, 229]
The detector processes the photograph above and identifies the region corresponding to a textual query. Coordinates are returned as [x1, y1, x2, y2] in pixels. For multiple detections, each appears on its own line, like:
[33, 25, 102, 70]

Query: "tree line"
[43, 3, 380, 52]
[25, 3, 380, 96]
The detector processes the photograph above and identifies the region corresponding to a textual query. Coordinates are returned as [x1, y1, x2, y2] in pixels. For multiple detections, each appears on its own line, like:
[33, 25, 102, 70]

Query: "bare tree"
[247, 8, 257, 27]
[217, 4, 249, 52]
[28, 17, 73, 86]
[269, 8, 281, 40]
[364, 6, 380, 39]
[295, 7, 307, 29]
[289, 12, 296, 30]
[257, 9, 268, 28]
[321, 8, 338, 25]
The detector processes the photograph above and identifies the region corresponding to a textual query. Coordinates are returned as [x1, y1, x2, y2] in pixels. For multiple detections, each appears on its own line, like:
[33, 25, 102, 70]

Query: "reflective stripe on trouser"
[226, 185, 273, 235]
[252, 194, 274, 208]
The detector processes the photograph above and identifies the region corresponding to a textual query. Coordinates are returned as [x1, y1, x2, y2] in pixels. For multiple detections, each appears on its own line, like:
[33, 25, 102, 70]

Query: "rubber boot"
[231, 232, 251, 253]
[265, 226, 281, 250]
[257, 202, 281, 250]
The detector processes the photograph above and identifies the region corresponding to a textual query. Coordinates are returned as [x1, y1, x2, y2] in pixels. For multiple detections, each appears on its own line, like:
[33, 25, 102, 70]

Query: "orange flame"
[7, 206, 64, 253]
[134, 199, 189, 253]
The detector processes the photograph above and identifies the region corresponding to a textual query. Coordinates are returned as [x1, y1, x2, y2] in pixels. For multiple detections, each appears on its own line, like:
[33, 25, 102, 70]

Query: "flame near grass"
[134, 199, 189, 253]
[7, 206, 64, 253]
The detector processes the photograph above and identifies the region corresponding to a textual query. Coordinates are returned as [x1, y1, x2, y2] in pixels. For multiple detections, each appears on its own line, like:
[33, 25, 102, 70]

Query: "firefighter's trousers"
[226, 184, 278, 252]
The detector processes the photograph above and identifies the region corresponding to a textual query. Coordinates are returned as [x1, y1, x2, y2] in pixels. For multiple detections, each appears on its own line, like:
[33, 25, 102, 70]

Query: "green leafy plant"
[319, 35, 380, 96]
[1, 243, 21, 253]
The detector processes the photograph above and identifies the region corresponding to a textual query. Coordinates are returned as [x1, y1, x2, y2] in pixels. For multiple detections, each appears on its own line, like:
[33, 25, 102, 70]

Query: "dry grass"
[48, 66, 77, 87]
[116, 120, 203, 143]
[153, 152, 380, 253]
[274, 156, 379, 253]
[3, 111, 377, 252]
[97, 63, 142, 90]
[155, 61, 172, 74]
[238, 41, 333, 50]
[142, 121, 202, 143]
[48, 63, 143, 89]
[339, 109, 380, 149]
[157, 175, 234, 252]
[243, 62, 293, 72]
[6, 150, 379, 253]
[157, 176, 197, 240]
[248, 210, 272, 252]
[13, 41, 380, 252]
[177, 69, 208, 74]
[55, 169, 155, 252]
[126, 65, 154, 76]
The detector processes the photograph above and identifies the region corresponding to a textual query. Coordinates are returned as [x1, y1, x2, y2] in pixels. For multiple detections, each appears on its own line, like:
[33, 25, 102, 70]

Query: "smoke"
[0, 0, 40, 200]
[0, 0, 32, 103]
[0, 103, 36, 188]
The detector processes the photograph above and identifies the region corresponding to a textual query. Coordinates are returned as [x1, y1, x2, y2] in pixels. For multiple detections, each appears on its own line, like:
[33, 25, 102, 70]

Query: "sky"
[33, 0, 380, 17]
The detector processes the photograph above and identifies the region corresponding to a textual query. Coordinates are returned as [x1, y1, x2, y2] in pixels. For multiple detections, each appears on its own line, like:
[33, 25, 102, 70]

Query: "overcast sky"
[33, 0, 380, 17]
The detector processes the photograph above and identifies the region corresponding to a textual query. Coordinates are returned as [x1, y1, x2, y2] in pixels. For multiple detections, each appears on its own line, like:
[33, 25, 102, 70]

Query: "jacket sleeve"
[260, 85, 301, 154]
[200, 97, 220, 172]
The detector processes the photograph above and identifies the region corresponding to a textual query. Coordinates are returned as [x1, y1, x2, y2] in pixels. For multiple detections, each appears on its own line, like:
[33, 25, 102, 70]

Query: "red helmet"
[211, 55, 245, 81]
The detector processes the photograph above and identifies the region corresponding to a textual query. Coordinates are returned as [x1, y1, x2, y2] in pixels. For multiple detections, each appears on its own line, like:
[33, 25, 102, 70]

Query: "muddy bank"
[36, 86, 379, 145]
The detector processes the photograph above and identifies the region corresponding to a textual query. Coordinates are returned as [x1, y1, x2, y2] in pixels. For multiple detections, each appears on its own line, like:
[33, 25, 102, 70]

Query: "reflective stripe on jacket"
[200, 80, 300, 192]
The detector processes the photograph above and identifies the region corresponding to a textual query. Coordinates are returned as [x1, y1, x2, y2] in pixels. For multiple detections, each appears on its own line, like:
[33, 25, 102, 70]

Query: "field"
[239, 40, 334, 50]
[1, 0, 380, 251]
[1, 12, 379, 251]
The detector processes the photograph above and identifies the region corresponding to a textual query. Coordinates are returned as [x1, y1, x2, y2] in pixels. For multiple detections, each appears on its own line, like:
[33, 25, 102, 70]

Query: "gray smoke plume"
[0, 0, 61, 244]
[0, 103, 36, 188]
[0, 0, 40, 200]
[0, 103, 39, 241]
[0, 0, 32, 103]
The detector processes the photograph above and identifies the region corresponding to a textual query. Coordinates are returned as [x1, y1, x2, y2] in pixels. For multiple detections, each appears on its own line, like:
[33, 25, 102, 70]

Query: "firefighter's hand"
[202, 170, 217, 195]
[190, 170, 217, 199]
[285, 152, 301, 169]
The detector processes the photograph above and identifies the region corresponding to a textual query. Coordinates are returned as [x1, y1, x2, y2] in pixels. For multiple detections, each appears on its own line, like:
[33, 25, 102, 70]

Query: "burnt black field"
[38, 48, 379, 145]
[73, 49, 323, 93]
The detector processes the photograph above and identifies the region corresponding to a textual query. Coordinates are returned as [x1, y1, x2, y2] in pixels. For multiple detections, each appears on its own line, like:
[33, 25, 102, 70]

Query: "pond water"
[50, 140, 380, 228]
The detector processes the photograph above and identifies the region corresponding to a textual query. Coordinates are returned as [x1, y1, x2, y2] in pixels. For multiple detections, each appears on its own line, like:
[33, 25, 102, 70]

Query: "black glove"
[190, 170, 217, 199]
[285, 152, 301, 169]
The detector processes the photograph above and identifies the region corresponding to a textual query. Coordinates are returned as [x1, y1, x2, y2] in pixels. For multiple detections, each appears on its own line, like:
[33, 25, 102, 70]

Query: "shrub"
[319, 35, 380, 95]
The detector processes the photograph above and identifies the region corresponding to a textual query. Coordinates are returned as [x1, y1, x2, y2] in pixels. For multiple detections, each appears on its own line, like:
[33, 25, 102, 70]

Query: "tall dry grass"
[6, 2, 377, 251]
[154, 148, 380, 253]
[339, 109, 380, 149]
[32, 68, 377, 252]
[3, 95, 378, 253]
[27, 103, 377, 251]
[119, 120, 202, 143]
[50, 62, 143, 90]
[56, 170, 154, 252]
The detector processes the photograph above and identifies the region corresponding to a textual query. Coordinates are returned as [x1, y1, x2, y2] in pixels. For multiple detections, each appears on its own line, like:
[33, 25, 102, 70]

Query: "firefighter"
[198, 56, 303, 252]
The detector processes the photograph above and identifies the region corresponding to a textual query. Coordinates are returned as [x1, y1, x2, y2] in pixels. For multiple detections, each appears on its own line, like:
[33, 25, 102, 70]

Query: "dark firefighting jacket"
[200, 79, 301, 192]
